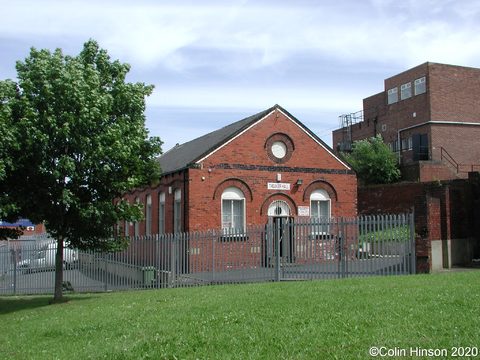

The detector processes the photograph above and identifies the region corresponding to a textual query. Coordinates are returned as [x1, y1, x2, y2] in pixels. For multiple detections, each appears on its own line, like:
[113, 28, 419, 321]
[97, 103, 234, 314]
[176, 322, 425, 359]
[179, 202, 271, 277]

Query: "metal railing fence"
[0, 214, 415, 295]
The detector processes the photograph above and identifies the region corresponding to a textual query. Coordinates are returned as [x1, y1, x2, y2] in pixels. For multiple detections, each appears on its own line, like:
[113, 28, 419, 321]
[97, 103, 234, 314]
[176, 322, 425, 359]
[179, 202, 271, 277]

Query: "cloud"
[4, 0, 480, 152]
[3, 0, 480, 117]
[147, 83, 363, 114]
[3, 0, 480, 73]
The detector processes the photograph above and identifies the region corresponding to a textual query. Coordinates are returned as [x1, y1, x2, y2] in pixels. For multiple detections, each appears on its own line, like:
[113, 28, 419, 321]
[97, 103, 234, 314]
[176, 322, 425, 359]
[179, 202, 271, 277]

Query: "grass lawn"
[1, 271, 479, 359]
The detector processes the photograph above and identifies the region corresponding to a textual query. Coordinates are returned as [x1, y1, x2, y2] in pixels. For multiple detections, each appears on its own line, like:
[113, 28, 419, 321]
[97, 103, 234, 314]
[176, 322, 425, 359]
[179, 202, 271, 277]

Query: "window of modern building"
[134, 197, 140, 237]
[387, 87, 398, 104]
[412, 133, 429, 161]
[145, 194, 152, 236]
[310, 189, 331, 234]
[401, 136, 413, 151]
[173, 189, 182, 233]
[400, 82, 412, 100]
[221, 187, 245, 233]
[391, 139, 400, 153]
[414, 76, 426, 95]
[159, 192, 165, 234]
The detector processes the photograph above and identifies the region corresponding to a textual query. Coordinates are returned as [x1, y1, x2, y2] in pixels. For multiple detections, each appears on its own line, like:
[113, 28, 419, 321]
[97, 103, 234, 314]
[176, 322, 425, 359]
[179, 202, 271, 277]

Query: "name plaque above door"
[267, 182, 291, 191]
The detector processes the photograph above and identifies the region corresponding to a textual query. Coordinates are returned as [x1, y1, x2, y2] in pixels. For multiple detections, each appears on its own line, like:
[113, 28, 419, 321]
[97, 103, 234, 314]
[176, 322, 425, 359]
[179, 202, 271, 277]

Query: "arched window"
[134, 197, 140, 237]
[123, 199, 129, 237]
[173, 189, 182, 233]
[145, 194, 152, 236]
[310, 189, 331, 218]
[221, 187, 245, 233]
[125, 217, 129, 237]
[310, 190, 331, 234]
[159, 192, 165, 234]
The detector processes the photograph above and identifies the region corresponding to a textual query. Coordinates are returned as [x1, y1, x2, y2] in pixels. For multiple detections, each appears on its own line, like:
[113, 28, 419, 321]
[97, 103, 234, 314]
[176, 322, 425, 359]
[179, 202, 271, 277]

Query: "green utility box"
[141, 266, 155, 287]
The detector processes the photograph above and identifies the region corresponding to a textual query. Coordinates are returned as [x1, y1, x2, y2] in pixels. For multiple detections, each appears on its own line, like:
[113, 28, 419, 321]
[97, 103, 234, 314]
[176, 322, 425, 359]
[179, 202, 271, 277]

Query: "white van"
[17, 241, 77, 273]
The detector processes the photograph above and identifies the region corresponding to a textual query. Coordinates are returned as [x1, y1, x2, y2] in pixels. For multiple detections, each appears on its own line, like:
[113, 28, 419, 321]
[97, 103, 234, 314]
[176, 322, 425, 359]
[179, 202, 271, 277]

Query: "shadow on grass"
[0, 295, 98, 315]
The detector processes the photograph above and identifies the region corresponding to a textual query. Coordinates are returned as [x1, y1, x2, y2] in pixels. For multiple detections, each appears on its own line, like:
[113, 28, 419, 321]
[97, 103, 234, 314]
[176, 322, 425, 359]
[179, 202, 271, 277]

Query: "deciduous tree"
[0, 40, 162, 301]
[342, 135, 400, 185]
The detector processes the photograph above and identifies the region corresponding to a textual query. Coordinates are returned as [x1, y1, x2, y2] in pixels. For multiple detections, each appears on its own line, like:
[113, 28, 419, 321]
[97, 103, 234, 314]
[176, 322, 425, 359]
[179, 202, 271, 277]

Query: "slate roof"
[158, 104, 339, 175]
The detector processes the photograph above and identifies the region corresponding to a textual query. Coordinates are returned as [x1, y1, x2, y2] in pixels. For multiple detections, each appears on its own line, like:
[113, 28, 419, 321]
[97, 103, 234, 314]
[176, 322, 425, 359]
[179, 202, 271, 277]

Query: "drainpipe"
[397, 130, 402, 164]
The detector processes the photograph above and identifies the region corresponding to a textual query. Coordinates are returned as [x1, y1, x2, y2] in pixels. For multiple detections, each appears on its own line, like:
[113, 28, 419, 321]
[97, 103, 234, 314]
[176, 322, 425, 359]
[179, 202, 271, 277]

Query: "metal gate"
[277, 214, 415, 280]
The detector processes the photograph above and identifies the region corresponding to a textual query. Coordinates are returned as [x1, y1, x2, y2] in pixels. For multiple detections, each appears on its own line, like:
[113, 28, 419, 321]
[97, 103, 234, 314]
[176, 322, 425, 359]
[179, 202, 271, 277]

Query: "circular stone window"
[265, 133, 294, 163]
[271, 141, 287, 159]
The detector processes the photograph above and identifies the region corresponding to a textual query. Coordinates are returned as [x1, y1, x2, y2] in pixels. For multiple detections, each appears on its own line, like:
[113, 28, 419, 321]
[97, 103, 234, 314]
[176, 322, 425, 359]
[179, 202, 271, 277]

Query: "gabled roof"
[158, 104, 348, 174]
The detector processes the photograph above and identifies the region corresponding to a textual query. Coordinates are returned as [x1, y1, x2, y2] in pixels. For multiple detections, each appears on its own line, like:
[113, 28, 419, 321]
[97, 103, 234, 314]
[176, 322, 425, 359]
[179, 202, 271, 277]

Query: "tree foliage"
[0, 80, 22, 235]
[342, 135, 400, 185]
[0, 40, 162, 300]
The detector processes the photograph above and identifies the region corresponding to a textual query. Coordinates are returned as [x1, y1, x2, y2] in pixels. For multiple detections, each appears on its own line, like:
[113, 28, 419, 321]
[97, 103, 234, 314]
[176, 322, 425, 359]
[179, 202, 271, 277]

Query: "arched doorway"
[267, 200, 294, 264]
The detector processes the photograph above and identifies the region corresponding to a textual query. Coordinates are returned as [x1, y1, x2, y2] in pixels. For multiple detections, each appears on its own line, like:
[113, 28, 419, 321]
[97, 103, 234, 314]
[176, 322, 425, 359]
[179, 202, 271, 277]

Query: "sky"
[2, 0, 480, 152]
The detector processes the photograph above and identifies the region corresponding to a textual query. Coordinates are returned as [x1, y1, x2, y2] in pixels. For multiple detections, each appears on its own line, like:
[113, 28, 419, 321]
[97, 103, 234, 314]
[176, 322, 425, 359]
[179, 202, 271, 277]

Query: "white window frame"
[221, 187, 246, 234]
[400, 82, 412, 100]
[387, 87, 398, 104]
[401, 136, 413, 151]
[414, 76, 426, 95]
[310, 190, 331, 235]
[159, 192, 165, 234]
[392, 139, 400, 153]
[145, 194, 152, 236]
[173, 189, 182, 233]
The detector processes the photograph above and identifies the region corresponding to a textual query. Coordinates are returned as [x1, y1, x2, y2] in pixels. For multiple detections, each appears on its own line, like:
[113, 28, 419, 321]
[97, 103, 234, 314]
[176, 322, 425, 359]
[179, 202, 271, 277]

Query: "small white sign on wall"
[267, 182, 291, 191]
[298, 206, 310, 217]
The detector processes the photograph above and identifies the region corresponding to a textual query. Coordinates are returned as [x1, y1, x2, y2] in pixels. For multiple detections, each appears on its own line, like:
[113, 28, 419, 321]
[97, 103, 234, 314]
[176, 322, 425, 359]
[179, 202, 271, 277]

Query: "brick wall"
[429, 63, 480, 123]
[123, 170, 187, 236]
[358, 182, 423, 215]
[359, 175, 480, 272]
[401, 161, 465, 182]
[430, 124, 480, 167]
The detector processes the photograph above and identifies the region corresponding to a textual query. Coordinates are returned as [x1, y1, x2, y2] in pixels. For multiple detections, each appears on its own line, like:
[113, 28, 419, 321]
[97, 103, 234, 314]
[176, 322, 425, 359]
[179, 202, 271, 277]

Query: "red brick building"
[124, 105, 357, 236]
[0, 219, 46, 236]
[333, 62, 480, 182]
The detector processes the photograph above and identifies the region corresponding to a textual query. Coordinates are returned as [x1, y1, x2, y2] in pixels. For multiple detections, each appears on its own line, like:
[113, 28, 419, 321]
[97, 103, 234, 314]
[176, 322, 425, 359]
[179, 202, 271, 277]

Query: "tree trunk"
[53, 236, 64, 302]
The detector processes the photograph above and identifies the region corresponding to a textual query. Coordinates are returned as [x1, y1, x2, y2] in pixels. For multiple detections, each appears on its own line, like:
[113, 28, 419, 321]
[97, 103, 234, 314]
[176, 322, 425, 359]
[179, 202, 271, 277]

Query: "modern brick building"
[123, 104, 357, 236]
[333, 62, 480, 182]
